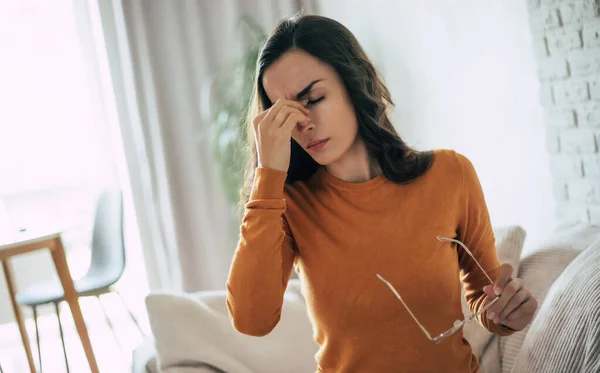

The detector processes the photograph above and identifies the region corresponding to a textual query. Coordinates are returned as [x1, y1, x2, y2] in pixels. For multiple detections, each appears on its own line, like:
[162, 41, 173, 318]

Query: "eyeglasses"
[376, 235, 499, 344]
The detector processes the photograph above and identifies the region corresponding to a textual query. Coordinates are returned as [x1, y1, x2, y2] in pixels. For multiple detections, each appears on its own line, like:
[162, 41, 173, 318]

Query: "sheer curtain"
[0, 0, 126, 326]
[84, 0, 317, 292]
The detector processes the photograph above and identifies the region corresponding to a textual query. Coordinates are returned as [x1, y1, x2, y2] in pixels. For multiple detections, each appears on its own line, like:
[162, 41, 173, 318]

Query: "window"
[0, 0, 115, 196]
[0, 0, 121, 327]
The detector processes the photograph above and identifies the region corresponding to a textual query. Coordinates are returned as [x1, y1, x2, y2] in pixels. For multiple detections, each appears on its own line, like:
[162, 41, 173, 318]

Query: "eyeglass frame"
[376, 235, 499, 344]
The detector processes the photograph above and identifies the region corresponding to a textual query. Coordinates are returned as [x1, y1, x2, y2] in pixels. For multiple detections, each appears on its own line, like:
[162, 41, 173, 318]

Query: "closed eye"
[307, 96, 324, 106]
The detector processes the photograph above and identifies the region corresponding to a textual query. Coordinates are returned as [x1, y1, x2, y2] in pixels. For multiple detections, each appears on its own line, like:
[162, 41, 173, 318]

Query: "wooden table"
[0, 232, 99, 373]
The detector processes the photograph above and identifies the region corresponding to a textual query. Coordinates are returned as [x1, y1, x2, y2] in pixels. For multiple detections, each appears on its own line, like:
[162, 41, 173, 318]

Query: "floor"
[0, 294, 150, 373]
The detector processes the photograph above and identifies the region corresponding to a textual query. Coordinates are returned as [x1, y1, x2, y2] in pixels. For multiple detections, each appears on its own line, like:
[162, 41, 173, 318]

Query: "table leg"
[1, 260, 36, 373]
[50, 239, 99, 373]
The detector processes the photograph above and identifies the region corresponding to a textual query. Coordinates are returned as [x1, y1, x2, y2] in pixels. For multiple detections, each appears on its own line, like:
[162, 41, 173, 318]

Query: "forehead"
[262, 49, 333, 102]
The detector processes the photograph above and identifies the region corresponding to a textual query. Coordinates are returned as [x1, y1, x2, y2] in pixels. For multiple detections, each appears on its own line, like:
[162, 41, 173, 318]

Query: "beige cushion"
[461, 226, 526, 359]
[478, 336, 501, 373]
[499, 223, 600, 373]
[145, 279, 318, 373]
[131, 338, 159, 373]
[510, 236, 600, 372]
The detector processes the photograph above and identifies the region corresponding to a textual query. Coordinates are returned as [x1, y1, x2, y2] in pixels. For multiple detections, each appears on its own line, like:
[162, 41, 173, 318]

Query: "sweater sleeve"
[226, 167, 297, 336]
[454, 152, 515, 337]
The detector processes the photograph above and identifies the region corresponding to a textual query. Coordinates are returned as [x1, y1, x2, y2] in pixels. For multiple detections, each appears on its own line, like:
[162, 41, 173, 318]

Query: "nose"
[297, 117, 314, 133]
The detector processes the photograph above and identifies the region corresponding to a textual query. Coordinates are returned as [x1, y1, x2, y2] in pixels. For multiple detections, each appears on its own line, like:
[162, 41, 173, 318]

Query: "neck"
[324, 138, 381, 183]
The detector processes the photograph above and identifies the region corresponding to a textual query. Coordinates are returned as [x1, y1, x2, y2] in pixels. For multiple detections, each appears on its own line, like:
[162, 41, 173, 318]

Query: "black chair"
[16, 189, 144, 372]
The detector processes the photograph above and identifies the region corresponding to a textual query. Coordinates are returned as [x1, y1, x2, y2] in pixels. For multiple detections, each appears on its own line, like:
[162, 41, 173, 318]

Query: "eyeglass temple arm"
[376, 274, 434, 341]
[436, 236, 495, 285]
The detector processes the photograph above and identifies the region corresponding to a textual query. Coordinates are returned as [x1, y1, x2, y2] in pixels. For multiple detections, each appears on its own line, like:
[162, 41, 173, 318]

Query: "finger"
[281, 112, 309, 134]
[498, 288, 529, 322]
[281, 99, 310, 114]
[488, 278, 523, 322]
[483, 285, 498, 306]
[505, 298, 537, 322]
[288, 99, 310, 116]
[252, 109, 270, 130]
[493, 263, 514, 296]
[483, 284, 496, 299]
[264, 99, 309, 125]
[273, 107, 307, 129]
[482, 285, 498, 319]
[297, 98, 309, 108]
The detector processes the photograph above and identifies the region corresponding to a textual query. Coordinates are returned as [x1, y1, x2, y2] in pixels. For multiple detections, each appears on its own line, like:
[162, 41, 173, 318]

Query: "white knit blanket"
[511, 238, 600, 373]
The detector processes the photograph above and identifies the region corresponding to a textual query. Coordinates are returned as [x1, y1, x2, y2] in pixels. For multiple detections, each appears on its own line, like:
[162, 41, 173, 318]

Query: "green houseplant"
[209, 16, 267, 220]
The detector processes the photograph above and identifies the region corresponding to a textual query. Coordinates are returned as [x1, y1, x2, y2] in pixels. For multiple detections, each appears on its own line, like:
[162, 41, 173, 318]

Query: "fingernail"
[488, 312, 495, 320]
[494, 287, 502, 296]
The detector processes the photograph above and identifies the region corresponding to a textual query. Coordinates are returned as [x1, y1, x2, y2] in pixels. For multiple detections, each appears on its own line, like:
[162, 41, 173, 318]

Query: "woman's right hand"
[253, 99, 310, 172]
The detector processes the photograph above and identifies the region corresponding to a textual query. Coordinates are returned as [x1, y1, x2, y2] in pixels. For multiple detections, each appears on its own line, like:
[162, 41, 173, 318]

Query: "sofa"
[132, 223, 600, 373]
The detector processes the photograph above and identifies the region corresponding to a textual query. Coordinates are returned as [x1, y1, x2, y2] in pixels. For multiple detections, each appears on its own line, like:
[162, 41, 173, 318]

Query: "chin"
[306, 139, 348, 166]
[310, 152, 339, 166]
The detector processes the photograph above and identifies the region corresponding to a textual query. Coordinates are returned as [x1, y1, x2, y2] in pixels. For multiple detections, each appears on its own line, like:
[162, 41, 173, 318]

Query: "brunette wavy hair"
[240, 14, 433, 208]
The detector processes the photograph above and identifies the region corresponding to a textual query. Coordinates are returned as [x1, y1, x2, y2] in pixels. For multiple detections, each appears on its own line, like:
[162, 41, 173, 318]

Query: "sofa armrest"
[511, 237, 600, 372]
[132, 337, 225, 373]
[132, 337, 158, 373]
[499, 224, 600, 372]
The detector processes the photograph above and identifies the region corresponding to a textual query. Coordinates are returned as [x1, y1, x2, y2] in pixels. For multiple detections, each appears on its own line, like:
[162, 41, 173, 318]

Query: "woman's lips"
[307, 138, 329, 151]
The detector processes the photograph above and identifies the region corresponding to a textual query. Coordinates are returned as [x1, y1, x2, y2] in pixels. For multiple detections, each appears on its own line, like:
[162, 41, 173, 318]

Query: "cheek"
[332, 100, 358, 140]
[315, 98, 356, 131]
[291, 132, 301, 145]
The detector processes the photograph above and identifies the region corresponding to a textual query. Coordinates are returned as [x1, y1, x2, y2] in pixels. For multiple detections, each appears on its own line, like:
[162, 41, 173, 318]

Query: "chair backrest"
[87, 189, 125, 281]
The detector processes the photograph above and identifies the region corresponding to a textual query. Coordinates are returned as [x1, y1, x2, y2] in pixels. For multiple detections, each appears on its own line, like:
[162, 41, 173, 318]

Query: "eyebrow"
[294, 79, 323, 100]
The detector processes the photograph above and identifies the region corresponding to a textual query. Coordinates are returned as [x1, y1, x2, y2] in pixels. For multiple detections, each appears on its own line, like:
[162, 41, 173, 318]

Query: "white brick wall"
[528, 0, 600, 225]
[590, 205, 600, 223]
[559, 128, 597, 153]
[591, 78, 600, 99]
[546, 27, 583, 54]
[556, 201, 590, 222]
[583, 154, 600, 176]
[568, 179, 600, 202]
[560, 1, 599, 25]
[554, 183, 569, 201]
[569, 49, 600, 76]
[553, 80, 590, 103]
[577, 102, 600, 126]
[546, 126, 561, 153]
[551, 154, 584, 177]
[583, 23, 600, 46]
[539, 82, 555, 105]
[539, 57, 569, 79]
[544, 107, 576, 127]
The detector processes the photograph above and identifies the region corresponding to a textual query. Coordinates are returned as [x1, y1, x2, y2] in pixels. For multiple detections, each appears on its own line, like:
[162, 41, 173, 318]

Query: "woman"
[226, 14, 537, 373]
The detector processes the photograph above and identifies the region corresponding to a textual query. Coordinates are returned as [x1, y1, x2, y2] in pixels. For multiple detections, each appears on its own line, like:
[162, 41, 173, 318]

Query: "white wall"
[319, 0, 556, 255]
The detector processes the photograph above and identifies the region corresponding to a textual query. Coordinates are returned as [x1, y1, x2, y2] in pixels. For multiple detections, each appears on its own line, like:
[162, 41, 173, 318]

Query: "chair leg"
[115, 291, 145, 336]
[54, 302, 70, 373]
[32, 306, 43, 373]
[96, 296, 125, 355]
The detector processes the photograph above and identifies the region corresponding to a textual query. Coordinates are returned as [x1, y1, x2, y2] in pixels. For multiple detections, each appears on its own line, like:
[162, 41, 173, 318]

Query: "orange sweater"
[227, 149, 514, 372]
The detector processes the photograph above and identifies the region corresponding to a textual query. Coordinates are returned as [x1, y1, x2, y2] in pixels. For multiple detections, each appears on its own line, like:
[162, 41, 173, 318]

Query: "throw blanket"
[511, 238, 600, 373]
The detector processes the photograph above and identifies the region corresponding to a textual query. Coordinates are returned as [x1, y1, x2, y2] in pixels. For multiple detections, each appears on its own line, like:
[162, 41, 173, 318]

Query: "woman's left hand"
[483, 263, 538, 331]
